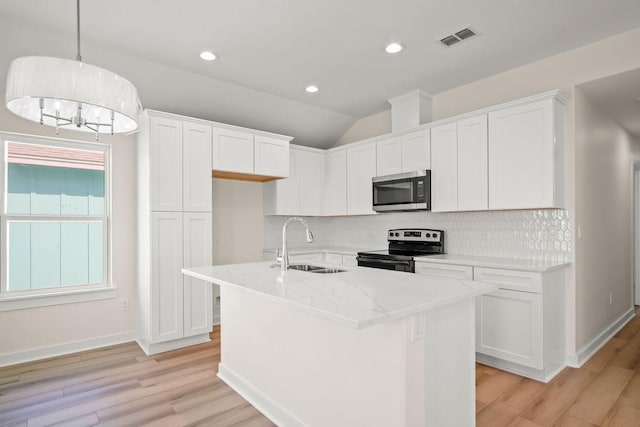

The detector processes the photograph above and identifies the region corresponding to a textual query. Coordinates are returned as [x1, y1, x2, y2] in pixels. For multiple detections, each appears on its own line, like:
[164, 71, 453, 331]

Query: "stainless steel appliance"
[356, 228, 444, 273]
[372, 170, 431, 212]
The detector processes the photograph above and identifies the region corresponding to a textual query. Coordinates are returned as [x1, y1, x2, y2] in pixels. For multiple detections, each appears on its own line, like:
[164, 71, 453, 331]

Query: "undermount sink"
[288, 264, 347, 274]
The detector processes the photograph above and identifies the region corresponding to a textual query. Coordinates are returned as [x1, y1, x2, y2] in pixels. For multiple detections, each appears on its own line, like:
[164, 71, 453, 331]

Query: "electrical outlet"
[410, 314, 425, 342]
[120, 298, 129, 311]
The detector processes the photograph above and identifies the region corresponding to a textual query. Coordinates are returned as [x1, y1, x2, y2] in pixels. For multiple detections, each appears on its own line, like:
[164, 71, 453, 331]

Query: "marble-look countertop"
[415, 254, 570, 272]
[183, 261, 496, 329]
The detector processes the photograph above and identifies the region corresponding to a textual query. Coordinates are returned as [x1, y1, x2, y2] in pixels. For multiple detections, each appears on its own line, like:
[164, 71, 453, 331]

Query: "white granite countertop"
[415, 254, 570, 272]
[183, 261, 496, 329]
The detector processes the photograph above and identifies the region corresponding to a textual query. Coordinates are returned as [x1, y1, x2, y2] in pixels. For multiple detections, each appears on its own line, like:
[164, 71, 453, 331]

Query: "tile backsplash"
[264, 209, 572, 262]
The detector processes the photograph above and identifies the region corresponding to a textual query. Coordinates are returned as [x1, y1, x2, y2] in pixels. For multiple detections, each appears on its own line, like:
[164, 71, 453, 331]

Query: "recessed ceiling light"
[385, 43, 403, 54]
[200, 51, 217, 61]
[305, 85, 319, 93]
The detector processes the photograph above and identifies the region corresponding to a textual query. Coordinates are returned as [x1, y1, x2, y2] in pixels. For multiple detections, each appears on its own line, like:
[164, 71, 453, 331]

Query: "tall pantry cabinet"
[137, 111, 213, 355]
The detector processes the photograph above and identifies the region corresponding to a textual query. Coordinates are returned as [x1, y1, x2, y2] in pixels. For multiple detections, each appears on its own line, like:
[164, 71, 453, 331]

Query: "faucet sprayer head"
[305, 229, 314, 243]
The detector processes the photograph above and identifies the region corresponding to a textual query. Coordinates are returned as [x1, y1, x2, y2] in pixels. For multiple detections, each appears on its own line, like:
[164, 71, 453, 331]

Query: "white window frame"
[0, 132, 115, 311]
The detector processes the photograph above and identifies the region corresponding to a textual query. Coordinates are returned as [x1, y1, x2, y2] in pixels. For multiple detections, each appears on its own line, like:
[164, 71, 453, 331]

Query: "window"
[0, 133, 112, 308]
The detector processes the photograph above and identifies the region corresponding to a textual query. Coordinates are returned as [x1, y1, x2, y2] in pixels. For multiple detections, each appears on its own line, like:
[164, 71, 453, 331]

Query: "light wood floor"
[1, 309, 638, 427]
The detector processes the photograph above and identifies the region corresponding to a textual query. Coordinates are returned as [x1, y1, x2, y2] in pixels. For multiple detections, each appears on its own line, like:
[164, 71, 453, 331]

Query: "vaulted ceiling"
[1, 0, 639, 147]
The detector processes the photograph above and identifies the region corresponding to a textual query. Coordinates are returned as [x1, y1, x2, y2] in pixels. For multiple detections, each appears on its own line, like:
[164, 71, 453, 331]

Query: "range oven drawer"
[356, 256, 414, 273]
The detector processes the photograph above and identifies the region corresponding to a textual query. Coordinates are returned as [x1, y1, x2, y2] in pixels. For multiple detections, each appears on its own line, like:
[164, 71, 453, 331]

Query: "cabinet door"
[183, 212, 213, 338]
[431, 122, 458, 212]
[342, 255, 358, 267]
[150, 116, 183, 211]
[376, 137, 401, 176]
[325, 148, 347, 216]
[212, 128, 254, 174]
[457, 115, 488, 211]
[298, 150, 326, 216]
[488, 99, 555, 209]
[183, 121, 212, 212]
[401, 130, 430, 172]
[254, 136, 289, 178]
[415, 262, 473, 280]
[476, 289, 543, 369]
[151, 212, 183, 343]
[347, 142, 377, 215]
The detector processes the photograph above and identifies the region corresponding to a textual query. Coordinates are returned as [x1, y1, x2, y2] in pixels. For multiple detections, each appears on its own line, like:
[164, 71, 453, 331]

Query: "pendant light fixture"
[5, 0, 142, 140]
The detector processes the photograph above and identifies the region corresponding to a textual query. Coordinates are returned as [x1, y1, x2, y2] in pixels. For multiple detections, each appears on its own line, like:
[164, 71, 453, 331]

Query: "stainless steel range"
[356, 229, 445, 273]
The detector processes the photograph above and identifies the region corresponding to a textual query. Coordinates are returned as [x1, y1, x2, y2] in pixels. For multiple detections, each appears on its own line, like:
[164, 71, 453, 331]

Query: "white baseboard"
[566, 307, 636, 368]
[218, 363, 304, 427]
[0, 331, 136, 368]
[136, 333, 210, 356]
[212, 315, 220, 326]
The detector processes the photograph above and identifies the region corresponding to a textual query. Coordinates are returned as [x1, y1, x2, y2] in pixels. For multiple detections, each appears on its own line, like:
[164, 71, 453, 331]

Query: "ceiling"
[579, 68, 640, 140]
[1, 0, 640, 147]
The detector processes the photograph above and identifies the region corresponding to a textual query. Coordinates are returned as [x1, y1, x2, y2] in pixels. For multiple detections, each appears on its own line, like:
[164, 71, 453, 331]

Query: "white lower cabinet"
[183, 213, 213, 338]
[414, 262, 473, 280]
[416, 261, 566, 382]
[476, 289, 543, 369]
[146, 212, 213, 350]
[150, 212, 184, 343]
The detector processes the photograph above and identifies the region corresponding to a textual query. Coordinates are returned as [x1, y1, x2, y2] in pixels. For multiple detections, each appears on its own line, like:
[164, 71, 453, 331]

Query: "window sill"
[0, 287, 117, 312]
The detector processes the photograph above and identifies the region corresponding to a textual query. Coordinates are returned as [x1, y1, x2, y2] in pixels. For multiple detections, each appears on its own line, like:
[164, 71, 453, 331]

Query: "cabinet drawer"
[415, 262, 473, 280]
[324, 253, 343, 266]
[474, 268, 541, 293]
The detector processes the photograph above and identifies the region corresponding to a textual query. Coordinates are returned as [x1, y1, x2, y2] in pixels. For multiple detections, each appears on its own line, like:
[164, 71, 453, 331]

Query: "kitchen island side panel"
[219, 286, 409, 427]
[218, 286, 476, 427]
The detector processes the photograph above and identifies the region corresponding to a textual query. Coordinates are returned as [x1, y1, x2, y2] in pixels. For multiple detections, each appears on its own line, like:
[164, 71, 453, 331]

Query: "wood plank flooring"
[1, 307, 638, 426]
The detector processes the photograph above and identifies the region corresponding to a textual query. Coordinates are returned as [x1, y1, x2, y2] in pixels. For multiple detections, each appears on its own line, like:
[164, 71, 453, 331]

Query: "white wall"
[336, 110, 391, 146]
[574, 88, 640, 351]
[212, 179, 264, 265]
[0, 106, 137, 360]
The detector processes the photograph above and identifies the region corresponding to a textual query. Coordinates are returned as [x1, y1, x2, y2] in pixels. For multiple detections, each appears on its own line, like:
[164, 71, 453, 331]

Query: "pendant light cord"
[76, 0, 82, 61]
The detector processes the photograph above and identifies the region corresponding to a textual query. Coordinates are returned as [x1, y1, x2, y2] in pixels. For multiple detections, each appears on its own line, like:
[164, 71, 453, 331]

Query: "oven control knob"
[432, 233, 438, 239]
[395, 232, 399, 237]
[426, 233, 431, 238]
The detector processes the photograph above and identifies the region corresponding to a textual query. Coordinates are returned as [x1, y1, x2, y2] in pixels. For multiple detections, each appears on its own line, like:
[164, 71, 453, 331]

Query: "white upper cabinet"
[401, 129, 430, 172]
[488, 97, 564, 209]
[182, 121, 212, 212]
[430, 122, 458, 212]
[212, 128, 254, 174]
[325, 148, 347, 216]
[212, 127, 291, 179]
[254, 135, 289, 178]
[263, 146, 324, 216]
[150, 116, 183, 212]
[347, 141, 377, 215]
[298, 149, 326, 215]
[457, 114, 488, 211]
[376, 130, 430, 176]
[376, 136, 402, 176]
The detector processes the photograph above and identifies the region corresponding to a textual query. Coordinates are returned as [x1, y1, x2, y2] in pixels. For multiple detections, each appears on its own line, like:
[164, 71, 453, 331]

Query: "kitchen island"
[183, 261, 496, 427]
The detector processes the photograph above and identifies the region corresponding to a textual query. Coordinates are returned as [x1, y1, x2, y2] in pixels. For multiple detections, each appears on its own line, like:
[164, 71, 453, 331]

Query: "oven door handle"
[356, 256, 412, 267]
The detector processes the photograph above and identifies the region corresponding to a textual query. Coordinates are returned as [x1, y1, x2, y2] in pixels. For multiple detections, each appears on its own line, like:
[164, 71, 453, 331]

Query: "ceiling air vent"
[439, 27, 477, 47]
[440, 35, 460, 47]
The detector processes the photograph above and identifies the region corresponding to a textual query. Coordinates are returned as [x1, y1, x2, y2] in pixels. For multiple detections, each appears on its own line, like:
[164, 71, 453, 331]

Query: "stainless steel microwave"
[372, 170, 431, 212]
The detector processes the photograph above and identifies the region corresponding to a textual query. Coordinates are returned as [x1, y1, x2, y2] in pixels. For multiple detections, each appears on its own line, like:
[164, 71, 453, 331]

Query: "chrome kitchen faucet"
[279, 217, 314, 271]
